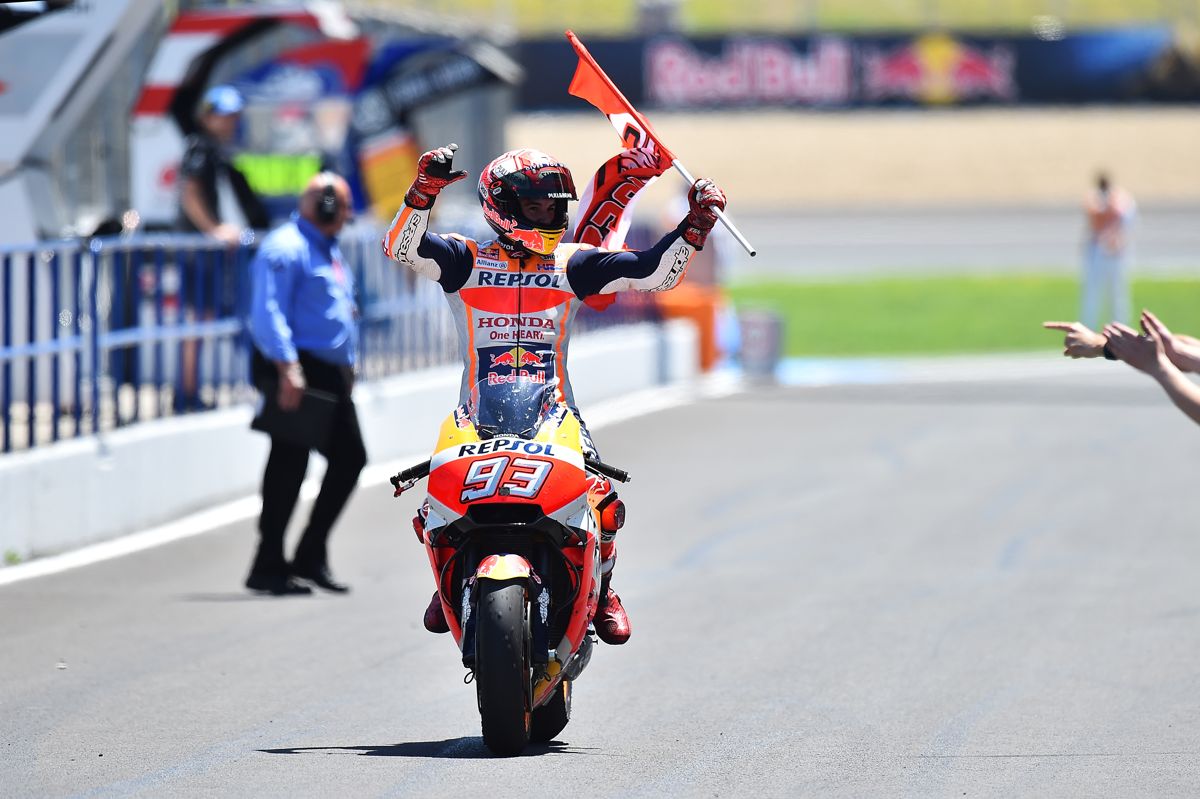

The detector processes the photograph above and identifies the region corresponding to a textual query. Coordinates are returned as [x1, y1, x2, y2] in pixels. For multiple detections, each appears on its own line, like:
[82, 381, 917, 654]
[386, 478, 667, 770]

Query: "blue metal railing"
[0, 227, 658, 454]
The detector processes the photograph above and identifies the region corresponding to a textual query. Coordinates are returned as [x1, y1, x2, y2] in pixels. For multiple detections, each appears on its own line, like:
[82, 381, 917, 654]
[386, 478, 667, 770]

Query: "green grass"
[728, 275, 1200, 357]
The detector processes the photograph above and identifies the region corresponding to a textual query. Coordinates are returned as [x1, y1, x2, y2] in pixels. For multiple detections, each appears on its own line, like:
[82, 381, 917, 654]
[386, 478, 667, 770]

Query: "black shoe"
[291, 563, 351, 594]
[245, 572, 313, 596]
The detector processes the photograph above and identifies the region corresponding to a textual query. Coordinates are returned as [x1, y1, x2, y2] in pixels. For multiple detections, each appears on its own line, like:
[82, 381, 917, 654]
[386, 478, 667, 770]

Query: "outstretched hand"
[1141, 310, 1200, 373]
[1104, 321, 1166, 375]
[1042, 321, 1106, 358]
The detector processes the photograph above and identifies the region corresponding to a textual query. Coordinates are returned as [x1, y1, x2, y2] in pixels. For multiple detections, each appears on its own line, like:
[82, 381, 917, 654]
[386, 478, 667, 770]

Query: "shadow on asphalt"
[176, 593, 310, 602]
[258, 739, 601, 758]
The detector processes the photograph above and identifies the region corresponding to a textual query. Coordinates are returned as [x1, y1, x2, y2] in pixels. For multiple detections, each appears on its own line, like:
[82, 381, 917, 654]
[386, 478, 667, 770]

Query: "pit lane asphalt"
[3, 361, 1200, 797]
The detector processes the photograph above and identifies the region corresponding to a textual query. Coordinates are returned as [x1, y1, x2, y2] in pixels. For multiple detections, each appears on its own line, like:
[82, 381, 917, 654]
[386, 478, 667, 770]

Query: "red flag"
[567, 31, 756, 261]
[566, 30, 675, 161]
[567, 31, 678, 311]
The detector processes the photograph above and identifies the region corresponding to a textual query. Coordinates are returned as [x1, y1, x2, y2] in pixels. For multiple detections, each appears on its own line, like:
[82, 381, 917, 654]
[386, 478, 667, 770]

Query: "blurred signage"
[861, 33, 1015, 104]
[647, 38, 853, 105]
[234, 153, 323, 197]
[352, 46, 507, 139]
[349, 40, 517, 218]
[516, 27, 1194, 109]
[132, 8, 520, 228]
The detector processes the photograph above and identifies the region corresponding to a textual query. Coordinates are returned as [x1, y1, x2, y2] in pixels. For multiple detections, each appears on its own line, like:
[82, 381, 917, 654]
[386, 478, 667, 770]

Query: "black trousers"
[250, 350, 367, 576]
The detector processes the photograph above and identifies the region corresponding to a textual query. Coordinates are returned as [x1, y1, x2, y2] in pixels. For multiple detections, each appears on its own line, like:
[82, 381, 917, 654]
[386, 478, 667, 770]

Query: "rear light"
[600, 499, 625, 534]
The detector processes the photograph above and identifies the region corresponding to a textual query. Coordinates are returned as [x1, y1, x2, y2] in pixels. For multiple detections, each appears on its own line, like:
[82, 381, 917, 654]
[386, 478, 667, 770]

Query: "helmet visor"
[505, 166, 577, 200]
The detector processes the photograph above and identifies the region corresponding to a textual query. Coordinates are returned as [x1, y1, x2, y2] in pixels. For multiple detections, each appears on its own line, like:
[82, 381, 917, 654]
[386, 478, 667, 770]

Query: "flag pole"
[669, 159, 756, 257]
[565, 30, 757, 257]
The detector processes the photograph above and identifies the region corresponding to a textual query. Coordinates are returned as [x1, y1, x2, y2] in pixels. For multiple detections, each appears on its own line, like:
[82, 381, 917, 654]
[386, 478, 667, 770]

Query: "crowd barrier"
[0, 226, 658, 455]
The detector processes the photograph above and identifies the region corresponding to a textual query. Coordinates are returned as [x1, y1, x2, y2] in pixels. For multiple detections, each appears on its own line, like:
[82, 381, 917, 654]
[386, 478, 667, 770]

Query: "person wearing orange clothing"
[383, 143, 726, 645]
[1081, 171, 1136, 330]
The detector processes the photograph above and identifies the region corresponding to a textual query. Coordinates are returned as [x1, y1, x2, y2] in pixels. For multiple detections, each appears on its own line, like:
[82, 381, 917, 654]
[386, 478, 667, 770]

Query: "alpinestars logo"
[397, 215, 421, 261]
[654, 246, 691, 291]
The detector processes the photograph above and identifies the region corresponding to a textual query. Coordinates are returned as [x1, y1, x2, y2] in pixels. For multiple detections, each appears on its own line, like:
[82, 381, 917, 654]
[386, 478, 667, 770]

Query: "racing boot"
[423, 590, 450, 634]
[594, 574, 631, 645]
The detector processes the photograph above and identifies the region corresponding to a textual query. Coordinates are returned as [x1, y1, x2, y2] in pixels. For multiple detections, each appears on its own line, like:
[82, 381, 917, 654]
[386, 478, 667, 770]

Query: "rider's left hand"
[681, 178, 726, 249]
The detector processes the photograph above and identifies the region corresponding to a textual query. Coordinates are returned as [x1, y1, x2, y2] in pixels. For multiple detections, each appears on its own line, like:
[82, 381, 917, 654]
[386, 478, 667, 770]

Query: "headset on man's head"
[315, 172, 341, 224]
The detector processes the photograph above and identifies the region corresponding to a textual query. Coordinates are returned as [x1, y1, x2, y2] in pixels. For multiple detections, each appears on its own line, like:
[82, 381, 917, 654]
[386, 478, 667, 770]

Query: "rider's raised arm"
[566, 178, 728, 298]
[382, 144, 474, 293]
[566, 226, 694, 297]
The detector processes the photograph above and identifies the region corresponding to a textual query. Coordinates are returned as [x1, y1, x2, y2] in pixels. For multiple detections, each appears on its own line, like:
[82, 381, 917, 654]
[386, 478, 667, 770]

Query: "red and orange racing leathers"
[383, 202, 697, 426]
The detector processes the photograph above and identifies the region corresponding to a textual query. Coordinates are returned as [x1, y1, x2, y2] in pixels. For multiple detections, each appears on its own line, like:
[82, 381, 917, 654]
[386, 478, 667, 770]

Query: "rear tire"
[475, 581, 531, 756]
[530, 679, 571, 742]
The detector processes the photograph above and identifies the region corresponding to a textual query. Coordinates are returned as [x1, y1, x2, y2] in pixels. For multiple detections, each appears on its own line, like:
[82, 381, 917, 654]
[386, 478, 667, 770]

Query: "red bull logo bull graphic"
[489, 347, 545, 368]
[863, 33, 1015, 104]
[486, 346, 549, 385]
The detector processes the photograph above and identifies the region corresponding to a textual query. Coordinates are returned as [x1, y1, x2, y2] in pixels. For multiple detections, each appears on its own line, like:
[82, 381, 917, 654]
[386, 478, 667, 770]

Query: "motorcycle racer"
[383, 143, 726, 645]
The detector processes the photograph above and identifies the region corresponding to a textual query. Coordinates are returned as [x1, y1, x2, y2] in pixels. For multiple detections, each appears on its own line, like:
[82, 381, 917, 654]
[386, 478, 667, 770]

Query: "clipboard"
[250, 387, 339, 450]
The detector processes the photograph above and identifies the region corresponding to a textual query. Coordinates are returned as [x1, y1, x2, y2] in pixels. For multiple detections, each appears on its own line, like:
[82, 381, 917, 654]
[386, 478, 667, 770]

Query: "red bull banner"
[517, 27, 1196, 109]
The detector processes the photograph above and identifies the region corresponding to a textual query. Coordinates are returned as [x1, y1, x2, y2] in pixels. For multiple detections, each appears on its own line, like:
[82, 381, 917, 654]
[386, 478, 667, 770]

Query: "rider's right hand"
[276, 362, 306, 411]
[406, 143, 468, 210]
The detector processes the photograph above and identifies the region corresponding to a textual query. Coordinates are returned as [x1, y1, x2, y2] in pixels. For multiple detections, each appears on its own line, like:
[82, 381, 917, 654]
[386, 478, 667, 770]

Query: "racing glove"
[404, 143, 468, 210]
[681, 178, 727, 250]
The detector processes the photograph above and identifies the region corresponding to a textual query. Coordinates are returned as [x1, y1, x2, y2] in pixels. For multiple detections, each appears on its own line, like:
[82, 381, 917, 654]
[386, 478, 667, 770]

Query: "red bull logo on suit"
[485, 346, 549, 385]
[489, 347, 545, 368]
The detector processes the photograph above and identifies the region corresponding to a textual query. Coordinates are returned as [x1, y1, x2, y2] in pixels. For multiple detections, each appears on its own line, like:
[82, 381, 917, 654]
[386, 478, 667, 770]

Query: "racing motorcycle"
[391, 377, 629, 756]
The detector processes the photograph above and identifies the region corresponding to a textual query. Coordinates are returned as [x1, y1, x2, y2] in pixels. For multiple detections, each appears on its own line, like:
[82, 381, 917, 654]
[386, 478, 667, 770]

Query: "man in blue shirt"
[246, 172, 365, 596]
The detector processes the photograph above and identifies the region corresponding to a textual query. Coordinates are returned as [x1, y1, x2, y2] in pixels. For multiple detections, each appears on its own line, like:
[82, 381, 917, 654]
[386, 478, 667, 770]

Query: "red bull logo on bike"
[862, 33, 1015, 104]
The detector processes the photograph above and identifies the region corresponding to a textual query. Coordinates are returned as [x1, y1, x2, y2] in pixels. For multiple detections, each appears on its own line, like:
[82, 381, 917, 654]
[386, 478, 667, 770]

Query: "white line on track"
[0, 373, 741, 588]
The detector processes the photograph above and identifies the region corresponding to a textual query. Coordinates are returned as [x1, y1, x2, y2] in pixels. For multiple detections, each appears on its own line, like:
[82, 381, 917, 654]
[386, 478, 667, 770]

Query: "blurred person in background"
[176, 85, 269, 243]
[383, 143, 727, 644]
[1080, 171, 1136, 330]
[1044, 311, 1200, 427]
[246, 172, 365, 596]
[175, 85, 270, 411]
